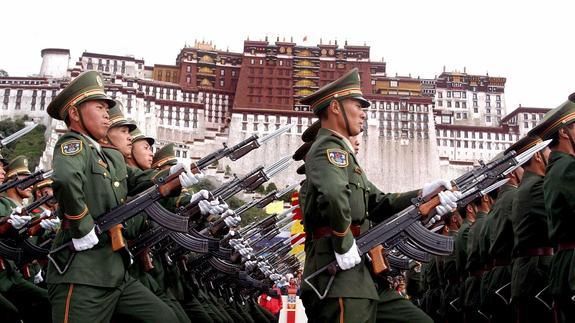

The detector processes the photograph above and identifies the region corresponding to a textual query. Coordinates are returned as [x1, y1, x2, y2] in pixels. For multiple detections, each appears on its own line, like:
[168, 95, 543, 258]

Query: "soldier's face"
[77, 100, 111, 140]
[107, 126, 133, 159]
[132, 140, 154, 170]
[341, 99, 366, 136]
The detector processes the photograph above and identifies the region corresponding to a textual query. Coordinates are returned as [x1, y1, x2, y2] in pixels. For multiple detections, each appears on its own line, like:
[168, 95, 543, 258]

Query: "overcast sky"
[2, 0, 573, 112]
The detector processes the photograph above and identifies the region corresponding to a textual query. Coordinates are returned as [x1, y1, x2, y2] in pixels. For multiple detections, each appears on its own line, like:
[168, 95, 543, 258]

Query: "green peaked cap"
[528, 92, 575, 140]
[6, 155, 31, 178]
[131, 127, 155, 146]
[47, 70, 116, 120]
[300, 68, 370, 115]
[152, 143, 178, 169]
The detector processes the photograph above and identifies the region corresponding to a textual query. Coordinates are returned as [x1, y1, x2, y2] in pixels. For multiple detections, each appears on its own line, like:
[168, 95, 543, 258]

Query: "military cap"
[152, 143, 178, 169]
[528, 93, 575, 140]
[296, 164, 306, 175]
[300, 68, 370, 115]
[131, 127, 155, 146]
[302, 121, 320, 142]
[293, 142, 313, 161]
[504, 135, 542, 156]
[33, 178, 53, 193]
[6, 155, 31, 178]
[108, 101, 137, 131]
[47, 70, 116, 121]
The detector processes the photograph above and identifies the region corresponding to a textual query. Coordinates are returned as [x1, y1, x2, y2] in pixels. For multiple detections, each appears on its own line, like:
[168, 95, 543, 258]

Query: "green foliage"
[253, 183, 267, 194]
[225, 165, 232, 175]
[0, 117, 46, 170]
[265, 182, 277, 194]
[0, 69, 8, 77]
[239, 205, 268, 227]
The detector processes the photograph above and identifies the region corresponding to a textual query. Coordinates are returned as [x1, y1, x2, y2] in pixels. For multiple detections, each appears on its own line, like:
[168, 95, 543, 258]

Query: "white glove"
[238, 247, 253, 257]
[422, 179, 452, 197]
[34, 270, 44, 284]
[190, 190, 210, 204]
[40, 209, 52, 217]
[170, 163, 204, 188]
[435, 190, 463, 216]
[270, 273, 281, 281]
[8, 208, 31, 229]
[286, 273, 294, 280]
[198, 199, 228, 216]
[40, 218, 61, 232]
[223, 210, 241, 227]
[334, 240, 361, 270]
[229, 238, 244, 248]
[72, 227, 99, 251]
[427, 214, 442, 226]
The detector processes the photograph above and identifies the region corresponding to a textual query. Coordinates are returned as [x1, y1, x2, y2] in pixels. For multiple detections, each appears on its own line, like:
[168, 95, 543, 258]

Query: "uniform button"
[103, 172, 107, 177]
[120, 198, 125, 203]
[114, 181, 120, 188]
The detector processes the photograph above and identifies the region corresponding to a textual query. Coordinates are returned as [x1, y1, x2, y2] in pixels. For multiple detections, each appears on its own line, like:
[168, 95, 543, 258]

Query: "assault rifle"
[0, 170, 53, 194]
[48, 124, 293, 274]
[304, 139, 551, 300]
[0, 194, 55, 236]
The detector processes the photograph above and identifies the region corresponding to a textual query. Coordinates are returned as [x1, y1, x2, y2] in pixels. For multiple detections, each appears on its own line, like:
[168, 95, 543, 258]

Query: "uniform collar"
[82, 133, 102, 153]
[318, 128, 355, 154]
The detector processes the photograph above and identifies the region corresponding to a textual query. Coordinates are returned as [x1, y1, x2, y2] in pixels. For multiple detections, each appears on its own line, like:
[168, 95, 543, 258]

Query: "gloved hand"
[8, 208, 31, 229]
[170, 163, 204, 188]
[229, 238, 244, 248]
[34, 270, 44, 284]
[190, 189, 210, 204]
[422, 179, 452, 197]
[72, 227, 99, 251]
[435, 190, 463, 216]
[198, 199, 228, 216]
[40, 218, 61, 232]
[427, 214, 442, 226]
[334, 240, 361, 270]
[238, 247, 253, 257]
[223, 210, 241, 227]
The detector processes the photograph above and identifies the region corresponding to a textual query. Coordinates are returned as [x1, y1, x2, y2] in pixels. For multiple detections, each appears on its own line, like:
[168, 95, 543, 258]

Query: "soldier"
[45, 70, 203, 322]
[299, 68, 459, 322]
[507, 135, 554, 323]
[529, 94, 575, 323]
[464, 190, 497, 323]
[441, 210, 464, 323]
[484, 160, 523, 323]
[0, 156, 52, 322]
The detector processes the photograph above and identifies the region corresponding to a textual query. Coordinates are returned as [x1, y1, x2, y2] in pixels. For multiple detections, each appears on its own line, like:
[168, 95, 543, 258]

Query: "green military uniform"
[454, 217, 472, 312]
[441, 229, 463, 323]
[529, 95, 575, 323]
[0, 156, 51, 322]
[405, 261, 423, 306]
[486, 183, 517, 322]
[465, 210, 487, 322]
[299, 69, 428, 322]
[504, 136, 554, 322]
[46, 70, 178, 323]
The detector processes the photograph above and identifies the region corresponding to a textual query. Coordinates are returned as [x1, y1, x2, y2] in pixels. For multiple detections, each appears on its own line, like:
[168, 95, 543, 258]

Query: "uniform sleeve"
[366, 181, 419, 224]
[306, 138, 354, 254]
[52, 141, 94, 239]
[126, 166, 157, 196]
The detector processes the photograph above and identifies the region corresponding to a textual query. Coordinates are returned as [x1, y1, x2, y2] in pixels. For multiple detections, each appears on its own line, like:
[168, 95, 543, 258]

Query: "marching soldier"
[299, 68, 459, 322]
[0, 155, 52, 322]
[484, 160, 524, 323]
[508, 135, 554, 323]
[45, 70, 202, 322]
[464, 190, 497, 322]
[529, 94, 575, 323]
[453, 204, 475, 321]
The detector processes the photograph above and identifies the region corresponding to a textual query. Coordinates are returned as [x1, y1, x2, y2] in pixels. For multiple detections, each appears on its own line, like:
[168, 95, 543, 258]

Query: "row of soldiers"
[1, 70, 303, 322]
[413, 96, 575, 323]
[292, 68, 574, 323]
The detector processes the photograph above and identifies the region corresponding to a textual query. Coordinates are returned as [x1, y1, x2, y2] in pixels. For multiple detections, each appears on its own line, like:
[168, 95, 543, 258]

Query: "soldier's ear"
[329, 100, 340, 116]
[68, 106, 80, 123]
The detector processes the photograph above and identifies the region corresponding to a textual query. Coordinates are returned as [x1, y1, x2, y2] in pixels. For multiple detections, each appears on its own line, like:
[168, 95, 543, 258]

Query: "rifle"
[0, 170, 53, 194]
[0, 195, 55, 236]
[304, 176, 520, 300]
[0, 123, 38, 148]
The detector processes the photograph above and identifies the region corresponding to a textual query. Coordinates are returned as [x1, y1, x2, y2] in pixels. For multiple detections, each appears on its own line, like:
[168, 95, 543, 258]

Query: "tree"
[225, 165, 232, 175]
[0, 69, 8, 77]
[0, 117, 46, 170]
[279, 189, 297, 204]
[253, 183, 267, 194]
[265, 182, 277, 194]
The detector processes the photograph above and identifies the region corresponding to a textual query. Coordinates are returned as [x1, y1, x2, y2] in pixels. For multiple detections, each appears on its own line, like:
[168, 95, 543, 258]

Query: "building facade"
[0, 39, 549, 191]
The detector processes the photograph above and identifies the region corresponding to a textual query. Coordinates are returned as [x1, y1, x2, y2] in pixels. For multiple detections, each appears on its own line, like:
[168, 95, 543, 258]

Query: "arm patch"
[61, 140, 83, 156]
[326, 148, 349, 167]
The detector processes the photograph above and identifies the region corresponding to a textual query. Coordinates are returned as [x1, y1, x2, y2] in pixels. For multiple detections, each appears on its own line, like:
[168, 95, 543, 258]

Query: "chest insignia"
[98, 159, 108, 168]
[61, 140, 83, 156]
[354, 166, 363, 175]
[326, 148, 349, 167]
